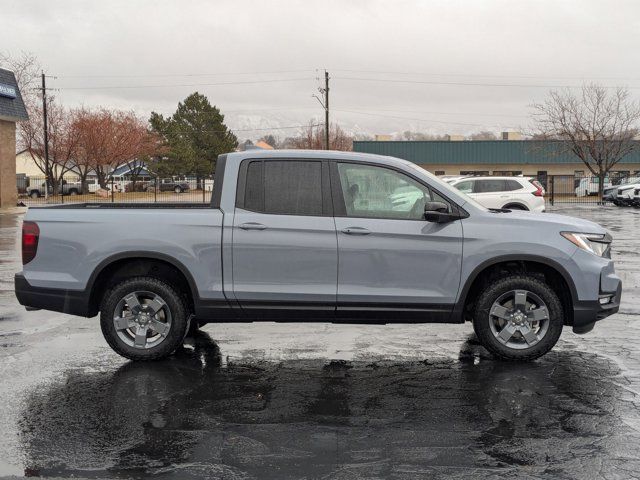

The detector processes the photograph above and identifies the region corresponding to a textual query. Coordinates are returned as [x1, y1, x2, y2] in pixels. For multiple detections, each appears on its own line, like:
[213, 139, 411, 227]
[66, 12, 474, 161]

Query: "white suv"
[445, 176, 546, 212]
[615, 182, 640, 206]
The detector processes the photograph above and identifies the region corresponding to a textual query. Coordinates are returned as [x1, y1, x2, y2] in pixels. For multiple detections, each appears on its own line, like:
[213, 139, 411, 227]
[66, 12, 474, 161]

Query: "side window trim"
[329, 160, 458, 221]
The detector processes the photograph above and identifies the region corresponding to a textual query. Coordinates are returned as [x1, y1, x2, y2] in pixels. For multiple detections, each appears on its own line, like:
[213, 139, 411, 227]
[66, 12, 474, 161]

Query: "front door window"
[336, 163, 433, 220]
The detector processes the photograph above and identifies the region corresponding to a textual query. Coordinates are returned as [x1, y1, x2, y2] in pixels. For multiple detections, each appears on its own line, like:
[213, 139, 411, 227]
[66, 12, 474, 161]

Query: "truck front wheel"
[100, 276, 189, 361]
[472, 275, 563, 361]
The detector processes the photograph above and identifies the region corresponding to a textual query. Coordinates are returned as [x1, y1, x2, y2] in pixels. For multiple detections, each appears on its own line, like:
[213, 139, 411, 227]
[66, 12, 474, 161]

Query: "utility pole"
[313, 70, 330, 150]
[324, 70, 329, 150]
[41, 72, 50, 200]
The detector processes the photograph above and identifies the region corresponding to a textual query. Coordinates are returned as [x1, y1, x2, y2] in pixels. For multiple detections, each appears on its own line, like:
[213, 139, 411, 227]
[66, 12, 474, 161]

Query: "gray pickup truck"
[15, 150, 621, 361]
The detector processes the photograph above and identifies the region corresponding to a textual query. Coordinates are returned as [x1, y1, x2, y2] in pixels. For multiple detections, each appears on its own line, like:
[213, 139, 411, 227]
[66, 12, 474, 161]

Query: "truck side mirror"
[424, 201, 455, 223]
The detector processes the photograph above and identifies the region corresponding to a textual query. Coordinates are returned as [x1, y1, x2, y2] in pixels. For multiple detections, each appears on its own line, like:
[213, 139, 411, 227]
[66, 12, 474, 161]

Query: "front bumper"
[572, 279, 622, 334]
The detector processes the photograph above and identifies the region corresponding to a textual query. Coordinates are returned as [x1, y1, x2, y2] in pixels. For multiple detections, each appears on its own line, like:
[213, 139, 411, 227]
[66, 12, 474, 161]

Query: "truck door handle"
[239, 222, 267, 231]
[341, 227, 371, 235]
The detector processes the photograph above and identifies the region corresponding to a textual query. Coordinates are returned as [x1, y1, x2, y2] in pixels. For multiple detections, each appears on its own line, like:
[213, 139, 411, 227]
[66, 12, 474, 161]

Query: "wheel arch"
[454, 255, 577, 326]
[87, 252, 199, 317]
[502, 202, 529, 211]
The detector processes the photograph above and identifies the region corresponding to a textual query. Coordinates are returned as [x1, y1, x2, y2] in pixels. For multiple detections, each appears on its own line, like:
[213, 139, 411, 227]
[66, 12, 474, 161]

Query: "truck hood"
[616, 183, 640, 191]
[491, 210, 607, 235]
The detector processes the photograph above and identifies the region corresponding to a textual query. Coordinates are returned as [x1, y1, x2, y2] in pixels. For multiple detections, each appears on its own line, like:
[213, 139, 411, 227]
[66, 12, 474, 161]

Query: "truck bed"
[20, 206, 225, 306]
[29, 202, 213, 209]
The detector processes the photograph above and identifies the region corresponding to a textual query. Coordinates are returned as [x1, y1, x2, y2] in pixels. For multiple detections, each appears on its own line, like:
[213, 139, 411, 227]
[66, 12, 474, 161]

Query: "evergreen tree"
[149, 92, 238, 178]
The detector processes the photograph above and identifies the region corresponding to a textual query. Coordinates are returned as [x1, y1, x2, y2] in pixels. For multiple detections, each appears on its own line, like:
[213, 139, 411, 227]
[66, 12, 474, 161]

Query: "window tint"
[454, 180, 474, 194]
[504, 179, 523, 191]
[337, 163, 434, 220]
[244, 161, 263, 211]
[243, 160, 323, 216]
[474, 179, 506, 193]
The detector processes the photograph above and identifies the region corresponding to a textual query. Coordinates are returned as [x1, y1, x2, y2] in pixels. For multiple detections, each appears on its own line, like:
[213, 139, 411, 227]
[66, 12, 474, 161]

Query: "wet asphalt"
[0, 205, 639, 479]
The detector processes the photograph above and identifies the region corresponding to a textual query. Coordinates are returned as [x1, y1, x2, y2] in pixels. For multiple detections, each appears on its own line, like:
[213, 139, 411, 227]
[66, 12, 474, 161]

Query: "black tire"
[30, 191, 40, 199]
[473, 275, 563, 361]
[174, 186, 182, 194]
[100, 276, 189, 361]
[68, 189, 78, 196]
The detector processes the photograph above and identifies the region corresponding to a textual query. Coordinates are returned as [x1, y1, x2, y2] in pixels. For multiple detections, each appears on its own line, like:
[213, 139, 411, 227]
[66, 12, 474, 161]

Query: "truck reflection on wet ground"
[19, 331, 640, 479]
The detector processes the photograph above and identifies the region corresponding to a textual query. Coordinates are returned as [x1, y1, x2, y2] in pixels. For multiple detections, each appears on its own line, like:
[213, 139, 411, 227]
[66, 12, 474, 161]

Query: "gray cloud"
[2, 0, 639, 139]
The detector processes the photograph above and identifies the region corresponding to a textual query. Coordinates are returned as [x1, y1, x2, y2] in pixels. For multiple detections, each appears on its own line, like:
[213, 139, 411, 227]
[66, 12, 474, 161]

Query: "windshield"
[403, 163, 489, 212]
[620, 176, 640, 185]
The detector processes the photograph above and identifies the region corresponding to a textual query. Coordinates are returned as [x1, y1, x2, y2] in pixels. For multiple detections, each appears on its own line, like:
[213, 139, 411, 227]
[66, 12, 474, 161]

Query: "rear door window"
[241, 160, 324, 216]
[474, 179, 506, 193]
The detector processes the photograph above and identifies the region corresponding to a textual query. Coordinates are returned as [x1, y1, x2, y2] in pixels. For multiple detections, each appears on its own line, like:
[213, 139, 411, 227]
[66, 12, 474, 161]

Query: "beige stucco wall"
[0, 120, 17, 208]
[16, 150, 45, 177]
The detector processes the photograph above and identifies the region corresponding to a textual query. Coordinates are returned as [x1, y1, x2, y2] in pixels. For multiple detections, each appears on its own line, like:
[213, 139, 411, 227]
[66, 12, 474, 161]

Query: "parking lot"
[0, 205, 639, 479]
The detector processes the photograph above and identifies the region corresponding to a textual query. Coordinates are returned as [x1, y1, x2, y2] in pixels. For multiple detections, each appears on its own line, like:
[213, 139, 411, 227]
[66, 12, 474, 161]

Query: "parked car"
[603, 176, 640, 203]
[575, 177, 611, 197]
[15, 150, 620, 362]
[84, 178, 119, 193]
[632, 187, 640, 207]
[146, 179, 190, 193]
[615, 183, 640, 206]
[124, 180, 152, 193]
[445, 176, 546, 212]
[26, 180, 83, 198]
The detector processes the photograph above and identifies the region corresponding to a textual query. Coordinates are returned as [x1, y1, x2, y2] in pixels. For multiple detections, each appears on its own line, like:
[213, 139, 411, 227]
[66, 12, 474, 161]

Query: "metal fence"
[15, 173, 631, 207]
[18, 175, 214, 206]
[544, 175, 632, 205]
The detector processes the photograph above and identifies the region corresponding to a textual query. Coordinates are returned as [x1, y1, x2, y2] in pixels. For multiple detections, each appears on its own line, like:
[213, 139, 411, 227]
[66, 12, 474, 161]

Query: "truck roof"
[226, 149, 409, 168]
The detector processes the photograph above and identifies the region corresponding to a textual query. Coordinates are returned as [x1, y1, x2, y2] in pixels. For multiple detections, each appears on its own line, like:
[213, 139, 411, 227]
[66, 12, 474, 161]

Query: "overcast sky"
[2, 0, 640, 140]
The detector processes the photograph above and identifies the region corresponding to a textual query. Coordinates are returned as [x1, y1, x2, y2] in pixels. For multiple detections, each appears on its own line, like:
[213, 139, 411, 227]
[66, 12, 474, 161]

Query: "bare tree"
[288, 120, 353, 150]
[19, 101, 80, 191]
[400, 131, 447, 141]
[531, 84, 640, 197]
[469, 131, 498, 141]
[0, 51, 41, 109]
[73, 108, 162, 189]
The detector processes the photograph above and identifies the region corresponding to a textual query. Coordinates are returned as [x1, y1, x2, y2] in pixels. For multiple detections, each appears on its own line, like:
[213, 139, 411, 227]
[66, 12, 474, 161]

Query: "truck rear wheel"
[100, 276, 189, 361]
[472, 275, 563, 361]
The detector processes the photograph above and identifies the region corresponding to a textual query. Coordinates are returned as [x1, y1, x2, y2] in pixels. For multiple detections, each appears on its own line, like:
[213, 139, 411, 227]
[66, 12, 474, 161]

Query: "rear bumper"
[572, 282, 622, 334]
[14, 273, 91, 317]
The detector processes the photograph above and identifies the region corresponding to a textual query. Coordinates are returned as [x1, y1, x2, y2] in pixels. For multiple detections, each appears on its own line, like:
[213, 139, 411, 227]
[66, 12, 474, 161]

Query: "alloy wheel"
[113, 290, 172, 349]
[488, 289, 550, 350]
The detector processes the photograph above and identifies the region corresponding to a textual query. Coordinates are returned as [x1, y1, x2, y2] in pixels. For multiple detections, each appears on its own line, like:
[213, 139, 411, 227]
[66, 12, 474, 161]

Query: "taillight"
[530, 179, 544, 197]
[22, 221, 39, 265]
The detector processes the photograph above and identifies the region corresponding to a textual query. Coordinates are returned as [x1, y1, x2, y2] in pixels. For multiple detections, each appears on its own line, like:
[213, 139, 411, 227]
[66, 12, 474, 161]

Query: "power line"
[333, 76, 640, 90]
[333, 108, 519, 129]
[331, 68, 640, 82]
[57, 77, 315, 90]
[338, 107, 527, 119]
[230, 124, 321, 132]
[56, 69, 316, 79]
[162, 123, 322, 134]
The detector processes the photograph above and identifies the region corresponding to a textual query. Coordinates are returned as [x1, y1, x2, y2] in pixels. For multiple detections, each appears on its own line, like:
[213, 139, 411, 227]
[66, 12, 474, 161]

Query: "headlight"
[561, 232, 611, 257]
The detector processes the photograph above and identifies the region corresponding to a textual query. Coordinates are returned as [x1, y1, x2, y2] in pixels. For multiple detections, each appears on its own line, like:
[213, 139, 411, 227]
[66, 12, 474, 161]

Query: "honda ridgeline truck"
[15, 150, 621, 361]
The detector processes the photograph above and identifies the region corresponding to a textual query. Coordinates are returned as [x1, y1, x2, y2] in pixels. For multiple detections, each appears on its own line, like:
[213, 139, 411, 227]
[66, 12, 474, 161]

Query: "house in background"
[110, 160, 152, 180]
[16, 149, 84, 193]
[16, 149, 45, 178]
